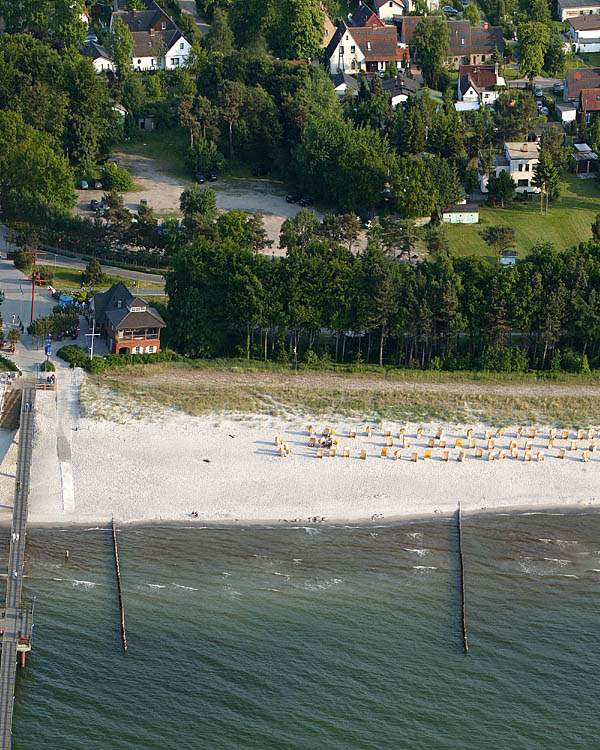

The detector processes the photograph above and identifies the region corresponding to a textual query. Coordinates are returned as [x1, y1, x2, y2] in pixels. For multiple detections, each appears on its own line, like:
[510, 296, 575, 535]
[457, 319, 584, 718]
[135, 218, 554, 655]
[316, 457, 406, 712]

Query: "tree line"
[165, 212, 600, 373]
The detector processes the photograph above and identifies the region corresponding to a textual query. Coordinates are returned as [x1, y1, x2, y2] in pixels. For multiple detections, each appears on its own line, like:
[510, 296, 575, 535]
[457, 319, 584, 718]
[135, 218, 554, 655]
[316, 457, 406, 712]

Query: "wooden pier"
[112, 519, 127, 654]
[457, 503, 469, 655]
[0, 389, 36, 749]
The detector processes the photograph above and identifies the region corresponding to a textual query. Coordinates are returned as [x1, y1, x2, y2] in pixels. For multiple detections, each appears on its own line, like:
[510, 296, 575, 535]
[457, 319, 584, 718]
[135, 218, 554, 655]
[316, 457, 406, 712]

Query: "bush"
[100, 162, 133, 192]
[479, 346, 529, 372]
[187, 137, 225, 174]
[13, 249, 31, 272]
[57, 344, 88, 368]
[85, 357, 106, 374]
[40, 360, 56, 371]
[550, 349, 591, 374]
[0, 355, 20, 374]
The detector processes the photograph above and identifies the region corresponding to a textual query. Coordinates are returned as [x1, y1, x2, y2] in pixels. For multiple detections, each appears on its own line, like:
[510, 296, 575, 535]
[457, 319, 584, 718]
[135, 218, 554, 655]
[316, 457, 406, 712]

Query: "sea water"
[7, 512, 600, 749]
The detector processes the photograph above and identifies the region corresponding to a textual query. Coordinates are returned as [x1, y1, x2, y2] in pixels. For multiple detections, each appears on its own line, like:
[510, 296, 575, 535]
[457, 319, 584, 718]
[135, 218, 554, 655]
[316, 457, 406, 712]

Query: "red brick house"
[91, 282, 166, 355]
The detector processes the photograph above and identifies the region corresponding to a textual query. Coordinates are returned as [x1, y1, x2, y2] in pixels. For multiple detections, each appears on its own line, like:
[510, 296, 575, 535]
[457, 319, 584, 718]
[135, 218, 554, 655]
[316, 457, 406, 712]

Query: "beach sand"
[8, 389, 598, 526]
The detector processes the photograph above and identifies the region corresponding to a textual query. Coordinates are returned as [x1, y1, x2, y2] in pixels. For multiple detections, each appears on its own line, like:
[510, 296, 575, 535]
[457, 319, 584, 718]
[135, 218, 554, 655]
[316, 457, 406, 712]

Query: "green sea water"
[7, 511, 600, 749]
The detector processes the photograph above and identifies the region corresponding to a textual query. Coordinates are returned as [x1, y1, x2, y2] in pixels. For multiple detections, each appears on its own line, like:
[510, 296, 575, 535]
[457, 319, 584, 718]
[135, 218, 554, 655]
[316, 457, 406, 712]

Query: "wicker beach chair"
[424, 449, 432, 460]
[411, 452, 418, 462]
[441, 450, 449, 462]
[360, 449, 367, 460]
[427, 438, 434, 449]
[457, 451, 466, 462]
[558, 448, 566, 459]
[455, 438, 462, 448]
[384, 430, 391, 438]
[582, 450, 590, 463]
[570, 440, 577, 451]
[316, 448, 324, 459]
[381, 447, 388, 458]
[309, 436, 316, 447]
[475, 447, 483, 458]
[524, 451, 531, 462]
[343, 448, 350, 458]
[386, 437, 393, 447]
[439, 440, 447, 449]
[349, 430, 356, 439]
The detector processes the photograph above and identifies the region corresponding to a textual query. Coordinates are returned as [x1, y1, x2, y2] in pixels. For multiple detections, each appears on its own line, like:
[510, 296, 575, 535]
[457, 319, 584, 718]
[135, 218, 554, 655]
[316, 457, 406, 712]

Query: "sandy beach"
[3, 384, 597, 526]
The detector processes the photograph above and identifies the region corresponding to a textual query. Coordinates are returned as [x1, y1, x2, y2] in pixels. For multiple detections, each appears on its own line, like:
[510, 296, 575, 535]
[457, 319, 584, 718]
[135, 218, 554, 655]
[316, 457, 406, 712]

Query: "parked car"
[208, 172, 217, 181]
[540, 106, 549, 116]
[442, 5, 458, 12]
[90, 199, 100, 211]
[252, 163, 271, 176]
[195, 173, 205, 184]
[139, 199, 148, 207]
[534, 85, 543, 97]
[537, 100, 543, 111]
[94, 181, 102, 190]
[553, 82, 564, 94]
[85, 33, 98, 43]
[80, 180, 89, 189]
[286, 194, 300, 203]
[299, 196, 313, 206]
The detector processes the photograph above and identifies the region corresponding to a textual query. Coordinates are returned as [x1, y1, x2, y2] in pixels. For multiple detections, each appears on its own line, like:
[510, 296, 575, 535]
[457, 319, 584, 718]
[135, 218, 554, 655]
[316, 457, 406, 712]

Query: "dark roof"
[566, 68, 600, 99]
[105, 307, 166, 330]
[569, 15, 600, 30]
[402, 18, 503, 57]
[131, 28, 183, 58]
[115, 7, 171, 34]
[350, 25, 405, 61]
[325, 21, 347, 59]
[381, 74, 420, 95]
[559, 0, 600, 7]
[93, 282, 134, 326]
[444, 203, 479, 213]
[459, 64, 498, 95]
[348, 3, 384, 27]
[500, 250, 518, 257]
[82, 41, 112, 61]
[581, 87, 600, 111]
[330, 72, 360, 89]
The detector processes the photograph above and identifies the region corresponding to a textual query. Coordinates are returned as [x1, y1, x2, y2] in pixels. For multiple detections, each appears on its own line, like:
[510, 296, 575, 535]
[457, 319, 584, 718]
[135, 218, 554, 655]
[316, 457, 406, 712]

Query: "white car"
[540, 106, 549, 116]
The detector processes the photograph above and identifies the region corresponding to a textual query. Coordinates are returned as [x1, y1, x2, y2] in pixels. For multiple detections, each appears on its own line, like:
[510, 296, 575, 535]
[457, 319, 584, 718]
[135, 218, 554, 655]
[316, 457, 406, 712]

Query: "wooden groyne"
[111, 518, 128, 654]
[457, 503, 469, 655]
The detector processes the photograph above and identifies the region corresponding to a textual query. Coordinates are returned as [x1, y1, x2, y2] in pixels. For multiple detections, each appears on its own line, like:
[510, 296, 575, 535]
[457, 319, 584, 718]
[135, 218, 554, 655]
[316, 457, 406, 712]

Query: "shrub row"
[57, 345, 184, 372]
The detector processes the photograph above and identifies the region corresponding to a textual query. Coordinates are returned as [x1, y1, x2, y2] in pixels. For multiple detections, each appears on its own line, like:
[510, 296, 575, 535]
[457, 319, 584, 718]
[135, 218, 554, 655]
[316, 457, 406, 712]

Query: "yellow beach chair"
[411, 452, 418, 462]
[441, 450, 449, 462]
[524, 451, 531, 462]
[424, 448, 432, 461]
[316, 448, 324, 459]
[537, 451, 544, 462]
[343, 448, 350, 458]
[381, 447, 388, 458]
[360, 449, 367, 460]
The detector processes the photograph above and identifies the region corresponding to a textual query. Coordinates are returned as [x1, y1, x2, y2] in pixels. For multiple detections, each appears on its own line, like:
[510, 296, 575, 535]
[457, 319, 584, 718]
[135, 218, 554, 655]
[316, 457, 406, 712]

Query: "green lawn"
[446, 174, 600, 260]
[47, 265, 164, 291]
[117, 129, 189, 180]
[581, 52, 600, 67]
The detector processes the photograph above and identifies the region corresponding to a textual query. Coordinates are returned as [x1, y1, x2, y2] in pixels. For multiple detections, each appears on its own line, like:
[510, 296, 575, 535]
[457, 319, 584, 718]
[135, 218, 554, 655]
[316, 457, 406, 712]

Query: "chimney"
[150, 27, 155, 35]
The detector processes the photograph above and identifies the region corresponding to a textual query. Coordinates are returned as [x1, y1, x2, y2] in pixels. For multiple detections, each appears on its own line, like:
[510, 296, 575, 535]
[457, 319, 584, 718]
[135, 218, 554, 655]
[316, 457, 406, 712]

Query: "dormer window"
[367, 41, 371, 50]
[161, 21, 167, 30]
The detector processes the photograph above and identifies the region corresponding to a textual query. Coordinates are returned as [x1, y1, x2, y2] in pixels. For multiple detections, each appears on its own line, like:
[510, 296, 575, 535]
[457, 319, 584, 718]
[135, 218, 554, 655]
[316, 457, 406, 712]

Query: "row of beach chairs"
[310, 446, 593, 462]
[308, 425, 598, 441]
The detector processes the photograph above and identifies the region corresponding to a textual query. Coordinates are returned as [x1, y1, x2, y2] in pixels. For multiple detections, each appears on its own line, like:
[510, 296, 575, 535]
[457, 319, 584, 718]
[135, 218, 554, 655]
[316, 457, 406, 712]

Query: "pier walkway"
[0, 388, 36, 749]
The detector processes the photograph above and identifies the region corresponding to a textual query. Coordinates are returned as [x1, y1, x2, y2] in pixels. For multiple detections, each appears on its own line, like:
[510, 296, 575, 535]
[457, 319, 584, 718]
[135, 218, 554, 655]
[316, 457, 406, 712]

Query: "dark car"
[139, 199, 148, 207]
[252, 163, 271, 177]
[208, 172, 217, 182]
[94, 181, 102, 190]
[195, 173, 205, 184]
[299, 196, 313, 206]
[90, 199, 100, 211]
[286, 194, 301, 203]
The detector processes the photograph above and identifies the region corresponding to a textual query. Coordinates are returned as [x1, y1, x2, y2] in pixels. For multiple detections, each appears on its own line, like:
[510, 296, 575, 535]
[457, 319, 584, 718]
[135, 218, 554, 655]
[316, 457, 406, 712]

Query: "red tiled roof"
[350, 26, 407, 61]
[580, 87, 600, 111]
[401, 18, 503, 57]
[459, 64, 498, 94]
[566, 67, 600, 99]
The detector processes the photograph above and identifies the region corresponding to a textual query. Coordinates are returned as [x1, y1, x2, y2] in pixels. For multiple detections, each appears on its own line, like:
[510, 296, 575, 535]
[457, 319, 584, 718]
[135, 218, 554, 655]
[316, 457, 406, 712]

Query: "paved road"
[36, 251, 165, 287]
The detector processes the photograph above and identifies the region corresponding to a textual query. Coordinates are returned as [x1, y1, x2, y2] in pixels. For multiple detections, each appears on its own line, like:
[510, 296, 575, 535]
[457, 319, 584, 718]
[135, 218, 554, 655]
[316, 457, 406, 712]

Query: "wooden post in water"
[457, 503, 469, 655]
[112, 518, 127, 654]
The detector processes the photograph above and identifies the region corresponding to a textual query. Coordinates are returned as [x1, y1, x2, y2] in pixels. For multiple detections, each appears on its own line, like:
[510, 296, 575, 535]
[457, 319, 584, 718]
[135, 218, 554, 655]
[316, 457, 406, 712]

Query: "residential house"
[555, 101, 578, 125]
[348, 3, 387, 27]
[442, 203, 479, 224]
[326, 20, 408, 74]
[91, 282, 166, 355]
[564, 67, 600, 102]
[330, 73, 360, 98]
[401, 18, 503, 68]
[375, 0, 410, 21]
[479, 142, 540, 194]
[82, 41, 115, 73]
[500, 250, 518, 266]
[568, 15, 600, 52]
[580, 87, 600, 119]
[110, 1, 191, 71]
[457, 63, 505, 105]
[557, 0, 600, 21]
[381, 73, 420, 108]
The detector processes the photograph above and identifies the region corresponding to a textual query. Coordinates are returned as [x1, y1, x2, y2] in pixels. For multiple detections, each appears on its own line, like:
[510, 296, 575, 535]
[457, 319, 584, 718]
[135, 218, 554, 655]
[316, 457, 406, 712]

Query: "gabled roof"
[93, 282, 134, 326]
[375, 0, 404, 7]
[94, 282, 166, 330]
[330, 72, 360, 90]
[581, 87, 600, 111]
[325, 21, 347, 59]
[82, 41, 113, 62]
[349, 3, 385, 27]
[105, 306, 166, 330]
[459, 64, 498, 95]
[559, 0, 600, 7]
[115, 7, 171, 34]
[401, 18, 503, 56]
[131, 29, 184, 58]
[569, 15, 600, 30]
[381, 74, 420, 96]
[349, 25, 405, 61]
[566, 67, 600, 98]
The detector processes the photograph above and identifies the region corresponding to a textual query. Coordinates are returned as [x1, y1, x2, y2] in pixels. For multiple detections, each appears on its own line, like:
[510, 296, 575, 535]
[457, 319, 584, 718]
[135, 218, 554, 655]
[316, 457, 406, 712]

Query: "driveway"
[74, 150, 325, 256]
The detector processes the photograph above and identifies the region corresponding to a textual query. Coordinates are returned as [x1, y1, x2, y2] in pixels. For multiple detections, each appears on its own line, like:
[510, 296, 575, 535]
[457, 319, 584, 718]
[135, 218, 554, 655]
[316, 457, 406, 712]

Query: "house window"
[172, 57, 179, 66]
[525, 163, 530, 172]
[481, 55, 486, 61]
[147, 345, 156, 354]
[133, 346, 143, 354]
[351, 45, 356, 53]
[161, 21, 167, 29]
[517, 178, 529, 187]
[340, 46, 344, 54]
[137, 59, 141, 65]
[152, 58, 156, 66]
[180, 42, 184, 49]
[518, 163, 523, 171]
[367, 41, 371, 50]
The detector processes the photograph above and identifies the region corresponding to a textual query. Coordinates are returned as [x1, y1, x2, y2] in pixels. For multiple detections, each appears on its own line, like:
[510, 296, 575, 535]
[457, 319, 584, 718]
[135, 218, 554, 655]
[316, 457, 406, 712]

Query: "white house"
[381, 74, 420, 108]
[375, 0, 409, 20]
[457, 64, 505, 105]
[568, 15, 600, 52]
[326, 20, 407, 75]
[111, 2, 191, 71]
[557, 0, 600, 21]
[442, 203, 479, 224]
[479, 142, 541, 194]
[330, 72, 360, 98]
[82, 41, 116, 73]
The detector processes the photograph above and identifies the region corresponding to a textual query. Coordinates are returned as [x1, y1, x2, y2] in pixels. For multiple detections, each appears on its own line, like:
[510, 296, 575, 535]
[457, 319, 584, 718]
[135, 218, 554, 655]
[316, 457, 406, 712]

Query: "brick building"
[91, 282, 166, 355]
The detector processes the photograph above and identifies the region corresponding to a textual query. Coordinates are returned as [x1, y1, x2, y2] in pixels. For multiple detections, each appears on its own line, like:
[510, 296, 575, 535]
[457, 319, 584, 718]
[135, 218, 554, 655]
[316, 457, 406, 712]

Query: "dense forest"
[165, 208, 600, 373]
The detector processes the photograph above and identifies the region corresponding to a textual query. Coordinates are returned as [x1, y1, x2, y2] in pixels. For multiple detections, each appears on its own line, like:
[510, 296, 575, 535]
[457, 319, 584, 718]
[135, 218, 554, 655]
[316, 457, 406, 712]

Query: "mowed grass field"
[48, 265, 164, 291]
[446, 174, 600, 260]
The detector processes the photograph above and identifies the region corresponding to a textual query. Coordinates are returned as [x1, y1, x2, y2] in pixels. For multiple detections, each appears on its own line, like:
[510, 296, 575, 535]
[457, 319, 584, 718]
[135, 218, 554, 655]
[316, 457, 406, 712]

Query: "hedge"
[40, 361, 56, 372]
[57, 345, 184, 372]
